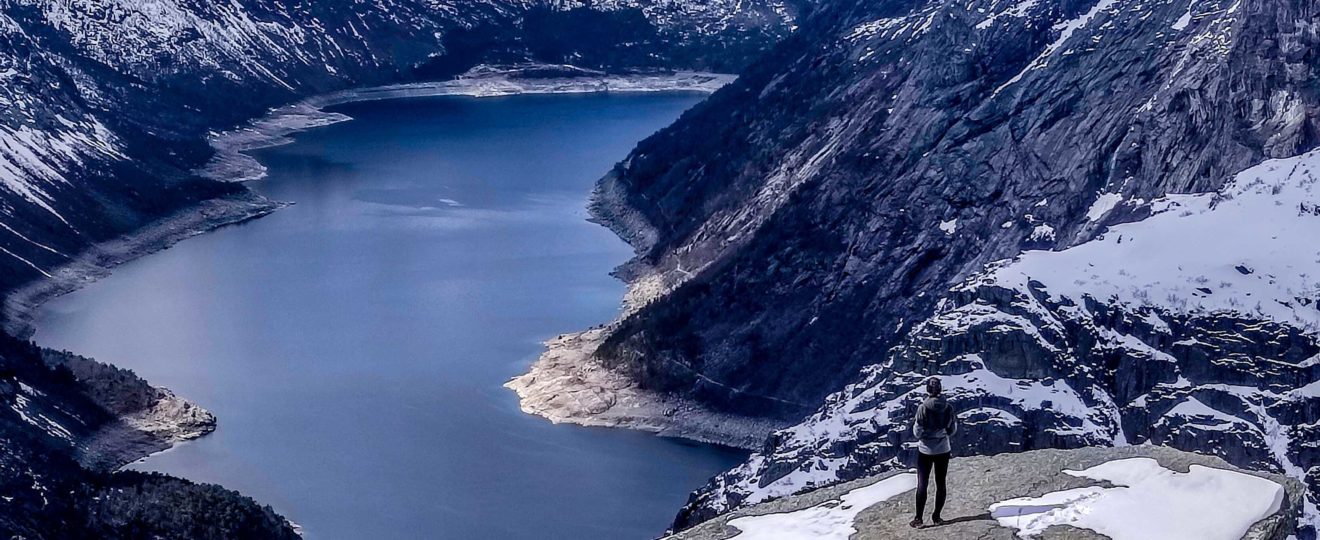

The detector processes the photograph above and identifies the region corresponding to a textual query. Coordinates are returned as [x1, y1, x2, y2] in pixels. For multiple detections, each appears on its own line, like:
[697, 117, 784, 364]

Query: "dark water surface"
[33, 93, 747, 539]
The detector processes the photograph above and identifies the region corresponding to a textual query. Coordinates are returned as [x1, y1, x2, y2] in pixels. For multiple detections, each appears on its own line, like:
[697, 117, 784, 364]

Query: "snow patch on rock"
[990, 457, 1284, 540]
[976, 148, 1320, 331]
[939, 218, 957, 235]
[1085, 191, 1124, 222]
[723, 473, 916, 540]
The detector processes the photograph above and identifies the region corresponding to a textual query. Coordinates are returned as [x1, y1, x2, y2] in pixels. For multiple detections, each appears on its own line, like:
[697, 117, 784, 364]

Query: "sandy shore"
[484, 66, 788, 450]
[506, 329, 786, 451]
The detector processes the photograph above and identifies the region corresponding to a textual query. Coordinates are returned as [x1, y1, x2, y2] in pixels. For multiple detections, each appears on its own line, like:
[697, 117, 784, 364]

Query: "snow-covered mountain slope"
[677, 149, 1320, 530]
[0, 0, 803, 298]
[583, 0, 1320, 423]
[476, 0, 1320, 533]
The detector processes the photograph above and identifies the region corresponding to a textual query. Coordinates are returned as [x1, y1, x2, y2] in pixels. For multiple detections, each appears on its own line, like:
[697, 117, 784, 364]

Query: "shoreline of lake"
[28, 90, 749, 539]
[506, 328, 788, 451]
[3, 66, 735, 474]
[198, 65, 736, 183]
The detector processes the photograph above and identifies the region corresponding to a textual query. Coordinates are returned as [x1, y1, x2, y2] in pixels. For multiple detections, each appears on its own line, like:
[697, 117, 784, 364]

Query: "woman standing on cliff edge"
[911, 376, 957, 528]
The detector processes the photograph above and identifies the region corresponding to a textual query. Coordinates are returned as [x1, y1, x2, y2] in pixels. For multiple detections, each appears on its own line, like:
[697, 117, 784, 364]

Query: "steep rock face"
[0, 0, 804, 297]
[590, 0, 1320, 419]
[677, 150, 1320, 531]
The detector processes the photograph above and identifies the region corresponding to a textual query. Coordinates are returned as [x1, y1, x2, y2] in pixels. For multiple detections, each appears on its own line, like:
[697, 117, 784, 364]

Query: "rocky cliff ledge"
[668, 446, 1303, 540]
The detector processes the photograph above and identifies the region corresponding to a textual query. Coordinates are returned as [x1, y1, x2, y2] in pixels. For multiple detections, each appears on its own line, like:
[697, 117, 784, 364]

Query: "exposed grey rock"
[677, 152, 1320, 531]
[670, 446, 1303, 540]
[508, 329, 788, 450]
[589, 0, 1320, 421]
[557, 0, 1320, 535]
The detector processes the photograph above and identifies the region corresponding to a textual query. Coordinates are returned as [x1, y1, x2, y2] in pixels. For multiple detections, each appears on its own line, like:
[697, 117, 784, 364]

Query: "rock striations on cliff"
[7, 0, 1320, 537]
[591, 0, 1320, 419]
[512, 0, 1320, 534]
[677, 149, 1320, 531]
[0, 0, 807, 300]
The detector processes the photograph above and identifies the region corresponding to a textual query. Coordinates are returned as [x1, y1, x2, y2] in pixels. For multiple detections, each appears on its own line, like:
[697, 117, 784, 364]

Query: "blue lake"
[33, 92, 747, 539]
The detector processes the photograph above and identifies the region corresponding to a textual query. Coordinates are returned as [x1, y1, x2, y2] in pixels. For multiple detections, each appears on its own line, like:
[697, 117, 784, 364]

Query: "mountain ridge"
[7, 0, 1320, 536]
[587, 0, 1319, 419]
[0, 0, 805, 298]
[0, 1, 801, 535]
[502, 0, 1320, 534]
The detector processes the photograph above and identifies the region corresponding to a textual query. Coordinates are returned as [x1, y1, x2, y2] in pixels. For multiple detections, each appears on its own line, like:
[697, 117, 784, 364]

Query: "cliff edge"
[669, 446, 1302, 540]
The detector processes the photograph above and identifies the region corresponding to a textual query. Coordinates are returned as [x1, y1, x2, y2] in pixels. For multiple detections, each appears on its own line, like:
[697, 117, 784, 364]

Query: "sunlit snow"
[990, 457, 1283, 539]
[939, 218, 958, 235]
[725, 473, 917, 540]
[979, 148, 1320, 331]
[1085, 191, 1124, 221]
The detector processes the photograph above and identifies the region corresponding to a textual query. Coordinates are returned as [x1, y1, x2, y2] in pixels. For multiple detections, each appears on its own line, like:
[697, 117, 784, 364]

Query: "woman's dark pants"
[915, 452, 950, 521]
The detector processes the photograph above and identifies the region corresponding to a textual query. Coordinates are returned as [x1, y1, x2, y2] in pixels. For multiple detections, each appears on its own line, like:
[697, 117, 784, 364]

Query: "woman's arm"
[912, 403, 927, 439]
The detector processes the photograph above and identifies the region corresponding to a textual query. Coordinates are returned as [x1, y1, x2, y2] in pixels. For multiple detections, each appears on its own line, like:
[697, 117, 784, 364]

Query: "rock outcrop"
[678, 150, 1320, 532]
[586, 0, 1320, 420]
[0, 331, 295, 538]
[530, 0, 1320, 534]
[670, 446, 1303, 540]
[507, 329, 788, 450]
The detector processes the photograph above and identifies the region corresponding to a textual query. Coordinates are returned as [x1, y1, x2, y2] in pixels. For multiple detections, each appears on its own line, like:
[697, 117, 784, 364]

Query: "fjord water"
[33, 93, 747, 539]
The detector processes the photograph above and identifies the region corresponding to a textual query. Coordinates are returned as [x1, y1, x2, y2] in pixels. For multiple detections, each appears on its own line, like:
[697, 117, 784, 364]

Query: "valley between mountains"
[4, 0, 1320, 539]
